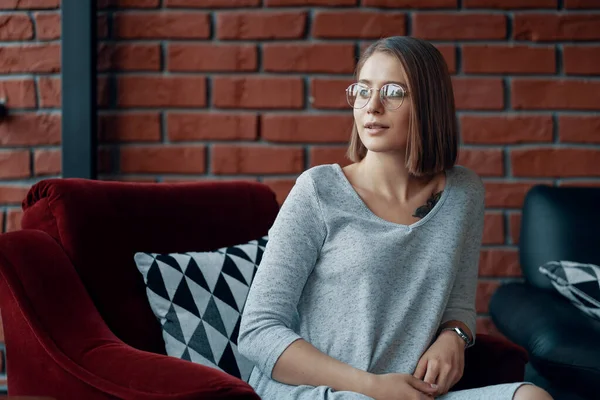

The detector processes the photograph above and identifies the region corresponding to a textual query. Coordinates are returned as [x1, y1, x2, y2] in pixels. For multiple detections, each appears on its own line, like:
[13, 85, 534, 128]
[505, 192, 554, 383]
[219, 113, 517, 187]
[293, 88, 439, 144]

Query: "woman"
[238, 37, 552, 400]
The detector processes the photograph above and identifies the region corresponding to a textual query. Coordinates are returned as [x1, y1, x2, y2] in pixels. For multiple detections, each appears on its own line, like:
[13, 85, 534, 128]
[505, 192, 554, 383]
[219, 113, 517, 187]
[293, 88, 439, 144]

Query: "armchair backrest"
[21, 178, 279, 353]
[520, 185, 600, 290]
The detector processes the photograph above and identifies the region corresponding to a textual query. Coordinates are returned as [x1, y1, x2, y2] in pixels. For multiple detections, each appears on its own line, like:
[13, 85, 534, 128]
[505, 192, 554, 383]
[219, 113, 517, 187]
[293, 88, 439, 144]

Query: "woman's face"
[353, 52, 411, 156]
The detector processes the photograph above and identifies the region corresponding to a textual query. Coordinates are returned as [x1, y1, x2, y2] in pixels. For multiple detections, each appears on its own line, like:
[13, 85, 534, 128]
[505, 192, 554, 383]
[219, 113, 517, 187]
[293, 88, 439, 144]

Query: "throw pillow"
[134, 236, 268, 382]
[539, 260, 600, 321]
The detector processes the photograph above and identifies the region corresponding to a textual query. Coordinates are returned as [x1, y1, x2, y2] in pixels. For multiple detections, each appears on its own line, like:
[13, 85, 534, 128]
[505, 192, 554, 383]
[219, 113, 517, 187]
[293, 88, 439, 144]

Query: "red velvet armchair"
[0, 178, 528, 399]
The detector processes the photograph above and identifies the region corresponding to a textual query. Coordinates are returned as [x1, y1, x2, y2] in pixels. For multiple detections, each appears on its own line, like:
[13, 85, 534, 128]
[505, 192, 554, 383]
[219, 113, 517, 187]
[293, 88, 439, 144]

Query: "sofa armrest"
[452, 334, 528, 392]
[0, 230, 259, 399]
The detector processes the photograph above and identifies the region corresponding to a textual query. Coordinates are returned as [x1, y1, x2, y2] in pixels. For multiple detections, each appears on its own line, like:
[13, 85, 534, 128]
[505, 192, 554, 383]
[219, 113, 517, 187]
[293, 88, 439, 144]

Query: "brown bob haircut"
[347, 36, 458, 177]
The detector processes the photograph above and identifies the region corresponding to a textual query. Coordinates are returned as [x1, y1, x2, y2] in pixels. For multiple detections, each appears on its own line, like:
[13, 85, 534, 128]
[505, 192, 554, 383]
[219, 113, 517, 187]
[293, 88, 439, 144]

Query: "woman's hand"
[364, 373, 437, 400]
[412, 331, 465, 397]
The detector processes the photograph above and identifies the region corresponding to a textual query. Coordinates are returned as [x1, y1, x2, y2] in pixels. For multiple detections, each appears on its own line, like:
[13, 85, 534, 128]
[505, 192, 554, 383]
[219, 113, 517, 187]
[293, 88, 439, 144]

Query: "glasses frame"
[345, 82, 409, 111]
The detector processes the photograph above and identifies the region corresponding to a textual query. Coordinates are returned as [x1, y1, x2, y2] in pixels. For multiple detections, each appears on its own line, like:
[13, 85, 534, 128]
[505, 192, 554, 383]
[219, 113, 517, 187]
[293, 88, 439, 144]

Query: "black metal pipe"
[61, 0, 97, 179]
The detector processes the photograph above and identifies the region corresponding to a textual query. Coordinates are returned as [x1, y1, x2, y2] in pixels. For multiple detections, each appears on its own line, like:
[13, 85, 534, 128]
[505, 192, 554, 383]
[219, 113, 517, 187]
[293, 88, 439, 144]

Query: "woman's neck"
[355, 151, 431, 203]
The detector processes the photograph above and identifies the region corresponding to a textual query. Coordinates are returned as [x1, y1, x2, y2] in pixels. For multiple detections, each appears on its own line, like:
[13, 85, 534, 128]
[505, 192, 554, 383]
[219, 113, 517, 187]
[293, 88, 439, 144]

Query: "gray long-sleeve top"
[238, 163, 485, 399]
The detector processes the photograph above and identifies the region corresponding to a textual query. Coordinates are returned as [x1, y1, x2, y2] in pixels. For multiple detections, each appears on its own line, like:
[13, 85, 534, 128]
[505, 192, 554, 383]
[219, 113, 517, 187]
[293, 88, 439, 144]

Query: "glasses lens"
[347, 84, 370, 109]
[380, 84, 406, 110]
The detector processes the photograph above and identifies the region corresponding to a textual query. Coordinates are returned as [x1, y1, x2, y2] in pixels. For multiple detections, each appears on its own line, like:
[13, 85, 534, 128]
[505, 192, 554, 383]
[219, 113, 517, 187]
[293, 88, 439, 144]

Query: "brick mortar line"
[556, 43, 564, 75]
[204, 142, 212, 176]
[5, 108, 600, 115]
[5, 143, 600, 151]
[24, 71, 600, 79]
[503, 77, 510, 111]
[2, 40, 598, 46]
[503, 147, 512, 178]
[2, 7, 600, 14]
[94, 9, 600, 14]
[3, 39, 600, 46]
[552, 114, 559, 144]
[1, 176, 599, 188]
[503, 210, 512, 244]
[97, 39, 600, 46]
[304, 8, 312, 41]
[28, 141, 599, 148]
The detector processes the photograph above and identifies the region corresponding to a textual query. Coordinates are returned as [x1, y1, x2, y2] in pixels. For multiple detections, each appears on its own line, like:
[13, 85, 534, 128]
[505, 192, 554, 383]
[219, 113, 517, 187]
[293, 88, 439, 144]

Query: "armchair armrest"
[79, 342, 259, 400]
[452, 333, 528, 391]
[0, 230, 259, 399]
[490, 282, 600, 399]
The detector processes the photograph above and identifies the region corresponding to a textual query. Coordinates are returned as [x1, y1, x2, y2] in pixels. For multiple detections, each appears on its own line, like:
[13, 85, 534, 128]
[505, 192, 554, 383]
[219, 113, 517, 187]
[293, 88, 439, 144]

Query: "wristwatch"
[440, 326, 473, 349]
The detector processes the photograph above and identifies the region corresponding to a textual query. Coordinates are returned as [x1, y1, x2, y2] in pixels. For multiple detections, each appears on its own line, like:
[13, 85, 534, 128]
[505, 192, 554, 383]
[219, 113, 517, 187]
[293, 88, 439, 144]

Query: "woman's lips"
[364, 124, 389, 135]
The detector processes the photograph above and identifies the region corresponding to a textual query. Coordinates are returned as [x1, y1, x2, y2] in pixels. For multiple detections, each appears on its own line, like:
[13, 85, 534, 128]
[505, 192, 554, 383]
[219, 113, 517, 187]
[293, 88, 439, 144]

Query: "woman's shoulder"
[295, 164, 341, 191]
[284, 164, 341, 206]
[299, 163, 339, 180]
[289, 164, 351, 212]
[447, 165, 485, 204]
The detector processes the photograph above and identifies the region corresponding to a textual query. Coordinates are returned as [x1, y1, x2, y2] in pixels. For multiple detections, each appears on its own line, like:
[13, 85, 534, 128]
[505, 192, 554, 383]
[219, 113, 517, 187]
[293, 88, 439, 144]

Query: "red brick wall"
[1, 0, 600, 339]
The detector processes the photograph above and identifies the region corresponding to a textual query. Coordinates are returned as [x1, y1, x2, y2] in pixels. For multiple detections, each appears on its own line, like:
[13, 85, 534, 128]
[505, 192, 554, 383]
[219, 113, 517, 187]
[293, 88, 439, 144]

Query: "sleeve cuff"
[262, 333, 303, 379]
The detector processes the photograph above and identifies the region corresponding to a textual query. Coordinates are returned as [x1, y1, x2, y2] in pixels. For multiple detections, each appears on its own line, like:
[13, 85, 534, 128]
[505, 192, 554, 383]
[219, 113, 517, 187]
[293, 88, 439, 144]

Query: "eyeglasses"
[346, 83, 408, 111]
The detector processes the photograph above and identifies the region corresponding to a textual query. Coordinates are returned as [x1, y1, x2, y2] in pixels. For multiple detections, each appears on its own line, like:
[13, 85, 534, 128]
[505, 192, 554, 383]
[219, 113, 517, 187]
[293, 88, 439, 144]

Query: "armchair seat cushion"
[490, 282, 600, 399]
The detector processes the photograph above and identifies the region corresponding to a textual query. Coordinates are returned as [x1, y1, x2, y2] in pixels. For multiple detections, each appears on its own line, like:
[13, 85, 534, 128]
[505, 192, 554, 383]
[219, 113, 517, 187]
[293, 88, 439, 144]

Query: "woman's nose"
[367, 92, 384, 114]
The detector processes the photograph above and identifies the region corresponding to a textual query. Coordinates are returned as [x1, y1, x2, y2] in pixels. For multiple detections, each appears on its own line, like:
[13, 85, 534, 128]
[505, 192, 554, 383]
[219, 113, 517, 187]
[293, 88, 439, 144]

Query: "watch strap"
[440, 326, 472, 348]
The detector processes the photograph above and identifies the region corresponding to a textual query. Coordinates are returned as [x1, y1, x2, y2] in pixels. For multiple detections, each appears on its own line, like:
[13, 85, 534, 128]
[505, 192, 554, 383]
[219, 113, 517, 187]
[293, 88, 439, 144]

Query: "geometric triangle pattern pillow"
[134, 236, 267, 382]
[539, 260, 600, 321]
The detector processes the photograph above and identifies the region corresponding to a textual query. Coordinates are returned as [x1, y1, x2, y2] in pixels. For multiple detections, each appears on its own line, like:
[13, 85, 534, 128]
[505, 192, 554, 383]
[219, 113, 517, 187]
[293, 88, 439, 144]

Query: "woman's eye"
[358, 89, 370, 98]
[386, 87, 404, 98]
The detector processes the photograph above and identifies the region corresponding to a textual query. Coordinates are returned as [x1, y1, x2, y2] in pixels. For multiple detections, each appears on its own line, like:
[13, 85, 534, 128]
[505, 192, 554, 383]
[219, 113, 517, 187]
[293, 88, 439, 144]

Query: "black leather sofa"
[490, 185, 600, 400]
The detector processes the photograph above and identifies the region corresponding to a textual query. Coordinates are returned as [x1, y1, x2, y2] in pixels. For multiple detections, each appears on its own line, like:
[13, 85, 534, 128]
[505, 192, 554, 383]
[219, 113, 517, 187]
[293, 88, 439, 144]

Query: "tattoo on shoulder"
[413, 191, 443, 219]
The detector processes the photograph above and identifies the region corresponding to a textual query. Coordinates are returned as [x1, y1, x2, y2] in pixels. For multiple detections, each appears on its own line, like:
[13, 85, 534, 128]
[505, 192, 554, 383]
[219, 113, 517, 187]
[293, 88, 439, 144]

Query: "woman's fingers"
[437, 364, 454, 394]
[414, 351, 465, 395]
[407, 375, 438, 394]
[413, 358, 428, 380]
[423, 360, 458, 395]
[423, 359, 439, 386]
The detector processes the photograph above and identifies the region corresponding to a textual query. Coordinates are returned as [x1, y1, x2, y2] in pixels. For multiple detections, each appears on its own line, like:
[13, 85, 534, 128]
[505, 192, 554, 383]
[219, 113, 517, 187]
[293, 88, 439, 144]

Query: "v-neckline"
[332, 163, 453, 231]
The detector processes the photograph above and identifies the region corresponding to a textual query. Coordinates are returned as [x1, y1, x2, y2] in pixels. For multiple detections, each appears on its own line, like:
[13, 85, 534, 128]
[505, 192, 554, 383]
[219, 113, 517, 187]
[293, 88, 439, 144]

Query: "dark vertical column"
[61, 0, 97, 179]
